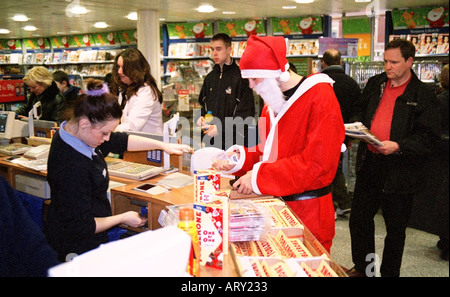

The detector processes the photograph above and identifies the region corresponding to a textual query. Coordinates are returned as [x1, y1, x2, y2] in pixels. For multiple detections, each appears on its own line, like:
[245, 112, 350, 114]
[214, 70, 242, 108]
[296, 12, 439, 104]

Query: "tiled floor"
[331, 212, 449, 277]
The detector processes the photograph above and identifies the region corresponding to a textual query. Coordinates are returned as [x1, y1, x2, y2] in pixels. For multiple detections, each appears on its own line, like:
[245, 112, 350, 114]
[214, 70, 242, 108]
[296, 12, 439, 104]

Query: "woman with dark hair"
[112, 48, 163, 134]
[45, 79, 192, 262]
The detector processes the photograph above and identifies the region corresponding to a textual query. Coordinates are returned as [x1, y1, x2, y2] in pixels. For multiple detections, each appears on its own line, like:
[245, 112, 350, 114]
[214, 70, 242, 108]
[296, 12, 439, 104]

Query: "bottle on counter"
[178, 207, 200, 277]
[203, 111, 213, 131]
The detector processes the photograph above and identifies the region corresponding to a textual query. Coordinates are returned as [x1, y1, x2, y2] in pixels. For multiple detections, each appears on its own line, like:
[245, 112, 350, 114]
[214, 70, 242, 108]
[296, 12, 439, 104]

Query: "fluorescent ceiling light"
[295, 0, 314, 3]
[197, 5, 216, 13]
[283, 6, 297, 9]
[223, 11, 236, 15]
[94, 22, 108, 28]
[0, 29, 10, 34]
[13, 14, 28, 22]
[71, 5, 88, 14]
[126, 12, 138, 20]
[24, 26, 37, 31]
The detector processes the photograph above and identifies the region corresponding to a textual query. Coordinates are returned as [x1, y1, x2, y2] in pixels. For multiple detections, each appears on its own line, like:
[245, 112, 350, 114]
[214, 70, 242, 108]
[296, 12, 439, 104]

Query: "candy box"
[193, 198, 229, 270]
[194, 169, 220, 202]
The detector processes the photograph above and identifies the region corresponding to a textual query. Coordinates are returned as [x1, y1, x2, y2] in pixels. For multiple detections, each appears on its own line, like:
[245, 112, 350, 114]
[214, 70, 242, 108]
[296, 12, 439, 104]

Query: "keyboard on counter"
[0, 143, 32, 156]
[106, 159, 165, 181]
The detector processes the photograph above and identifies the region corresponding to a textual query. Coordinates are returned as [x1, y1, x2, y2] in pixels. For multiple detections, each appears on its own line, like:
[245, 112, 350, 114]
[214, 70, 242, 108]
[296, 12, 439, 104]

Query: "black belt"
[282, 185, 332, 201]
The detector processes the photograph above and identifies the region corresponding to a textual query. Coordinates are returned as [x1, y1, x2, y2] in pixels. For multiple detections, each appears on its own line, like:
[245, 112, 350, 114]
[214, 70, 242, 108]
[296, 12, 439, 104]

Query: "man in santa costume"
[212, 36, 345, 252]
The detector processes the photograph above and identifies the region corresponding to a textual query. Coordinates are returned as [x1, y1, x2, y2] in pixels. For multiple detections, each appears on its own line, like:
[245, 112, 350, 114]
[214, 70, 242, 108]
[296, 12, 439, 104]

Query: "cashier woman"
[44, 78, 192, 262]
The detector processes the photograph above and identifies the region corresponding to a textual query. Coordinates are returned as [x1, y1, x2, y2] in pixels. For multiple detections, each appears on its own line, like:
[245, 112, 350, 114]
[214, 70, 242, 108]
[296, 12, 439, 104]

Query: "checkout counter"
[1, 134, 347, 277]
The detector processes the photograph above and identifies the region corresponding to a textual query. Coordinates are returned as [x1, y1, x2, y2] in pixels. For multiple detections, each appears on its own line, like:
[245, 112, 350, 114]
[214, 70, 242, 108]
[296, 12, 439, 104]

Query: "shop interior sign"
[272, 16, 323, 36]
[166, 22, 213, 40]
[318, 37, 359, 58]
[0, 79, 25, 103]
[392, 6, 449, 30]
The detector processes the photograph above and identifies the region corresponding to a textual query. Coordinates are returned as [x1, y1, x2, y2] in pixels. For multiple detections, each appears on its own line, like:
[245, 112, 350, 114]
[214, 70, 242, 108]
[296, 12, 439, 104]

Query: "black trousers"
[349, 153, 413, 277]
[332, 153, 352, 210]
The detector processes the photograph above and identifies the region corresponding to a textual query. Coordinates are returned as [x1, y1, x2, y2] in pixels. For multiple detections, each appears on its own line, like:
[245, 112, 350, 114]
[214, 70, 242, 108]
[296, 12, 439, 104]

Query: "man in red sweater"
[212, 36, 345, 252]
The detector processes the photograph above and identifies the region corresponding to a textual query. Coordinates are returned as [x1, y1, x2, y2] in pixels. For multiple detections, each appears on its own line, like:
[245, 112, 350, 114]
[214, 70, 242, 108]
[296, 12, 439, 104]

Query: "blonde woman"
[16, 66, 66, 122]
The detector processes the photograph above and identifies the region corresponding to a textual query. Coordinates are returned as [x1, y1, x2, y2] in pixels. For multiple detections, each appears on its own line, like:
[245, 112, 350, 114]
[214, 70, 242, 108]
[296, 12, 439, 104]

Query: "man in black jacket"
[197, 33, 255, 150]
[322, 49, 361, 218]
[347, 39, 441, 277]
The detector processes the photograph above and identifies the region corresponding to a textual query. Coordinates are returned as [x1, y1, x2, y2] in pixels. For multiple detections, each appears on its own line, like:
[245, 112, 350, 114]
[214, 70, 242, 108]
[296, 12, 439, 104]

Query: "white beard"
[253, 78, 286, 114]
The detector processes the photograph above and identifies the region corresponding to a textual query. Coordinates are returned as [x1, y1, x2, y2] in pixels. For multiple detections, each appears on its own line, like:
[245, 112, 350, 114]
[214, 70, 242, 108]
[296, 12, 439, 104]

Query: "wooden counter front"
[110, 174, 238, 277]
[0, 155, 47, 188]
[110, 174, 233, 230]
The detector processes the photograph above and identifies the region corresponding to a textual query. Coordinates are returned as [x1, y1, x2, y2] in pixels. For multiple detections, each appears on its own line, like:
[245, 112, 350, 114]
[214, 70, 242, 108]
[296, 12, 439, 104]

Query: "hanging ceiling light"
[12, 14, 29, 22]
[126, 12, 138, 21]
[94, 22, 108, 28]
[24, 26, 37, 31]
[197, 4, 216, 13]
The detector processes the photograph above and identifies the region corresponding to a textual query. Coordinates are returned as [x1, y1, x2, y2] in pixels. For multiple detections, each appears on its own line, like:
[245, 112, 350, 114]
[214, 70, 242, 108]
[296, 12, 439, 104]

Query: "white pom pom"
[279, 71, 290, 82]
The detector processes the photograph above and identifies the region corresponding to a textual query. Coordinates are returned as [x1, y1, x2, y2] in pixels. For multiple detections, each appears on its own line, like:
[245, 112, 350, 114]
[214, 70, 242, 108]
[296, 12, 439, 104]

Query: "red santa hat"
[239, 36, 290, 82]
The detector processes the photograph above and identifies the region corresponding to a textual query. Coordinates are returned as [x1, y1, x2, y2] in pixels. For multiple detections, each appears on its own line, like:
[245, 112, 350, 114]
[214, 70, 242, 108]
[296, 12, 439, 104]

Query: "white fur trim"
[251, 161, 263, 195]
[241, 69, 282, 79]
[222, 145, 246, 175]
[279, 71, 290, 82]
[262, 73, 335, 162]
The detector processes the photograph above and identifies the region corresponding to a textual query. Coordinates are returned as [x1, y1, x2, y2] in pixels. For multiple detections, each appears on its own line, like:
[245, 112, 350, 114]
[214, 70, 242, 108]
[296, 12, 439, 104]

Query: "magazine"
[344, 122, 384, 146]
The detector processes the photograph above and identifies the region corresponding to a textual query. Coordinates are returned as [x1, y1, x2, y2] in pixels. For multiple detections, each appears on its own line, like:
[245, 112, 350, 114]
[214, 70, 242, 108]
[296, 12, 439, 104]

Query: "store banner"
[271, 16, 323, 36]
[318, 37, 359, 58]
[392, 7, 449, 30]
[50, 30, 137, 49]
[93, 32, 119, 46]
[49, 35, 94, 48]
[166, 22, 213, 40]
[70, 35, 90, 47]
[117, 30, 137, 46]
[23, 38, 50, 50]
[49, 36, 70, 49]
[0, 39, 22, 50]
[0, 79, 25, 103]
[217, 19, 266, 38]
[342, 17, 371, 57]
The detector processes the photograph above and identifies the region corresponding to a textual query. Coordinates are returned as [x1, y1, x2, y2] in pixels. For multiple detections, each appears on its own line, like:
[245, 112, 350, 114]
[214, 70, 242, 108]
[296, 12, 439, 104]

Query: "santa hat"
[239, 36, 290, 82]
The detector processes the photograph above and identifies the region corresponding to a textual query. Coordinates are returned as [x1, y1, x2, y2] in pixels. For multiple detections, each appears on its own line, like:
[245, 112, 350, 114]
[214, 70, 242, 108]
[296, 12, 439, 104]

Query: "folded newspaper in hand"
[344, 122, 383, 146]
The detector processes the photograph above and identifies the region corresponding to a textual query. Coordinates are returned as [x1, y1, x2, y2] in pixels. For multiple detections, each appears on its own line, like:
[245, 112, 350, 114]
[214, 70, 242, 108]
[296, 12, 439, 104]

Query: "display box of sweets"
[229, 197, 347, 277]
[234, 255, 339, 277]
[164, 184, 230, 271]
[194, 169, 221, 202]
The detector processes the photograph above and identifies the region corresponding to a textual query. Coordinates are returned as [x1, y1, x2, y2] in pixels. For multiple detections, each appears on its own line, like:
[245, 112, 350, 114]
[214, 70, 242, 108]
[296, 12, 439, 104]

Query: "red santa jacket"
[226, 74, 345, 197]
